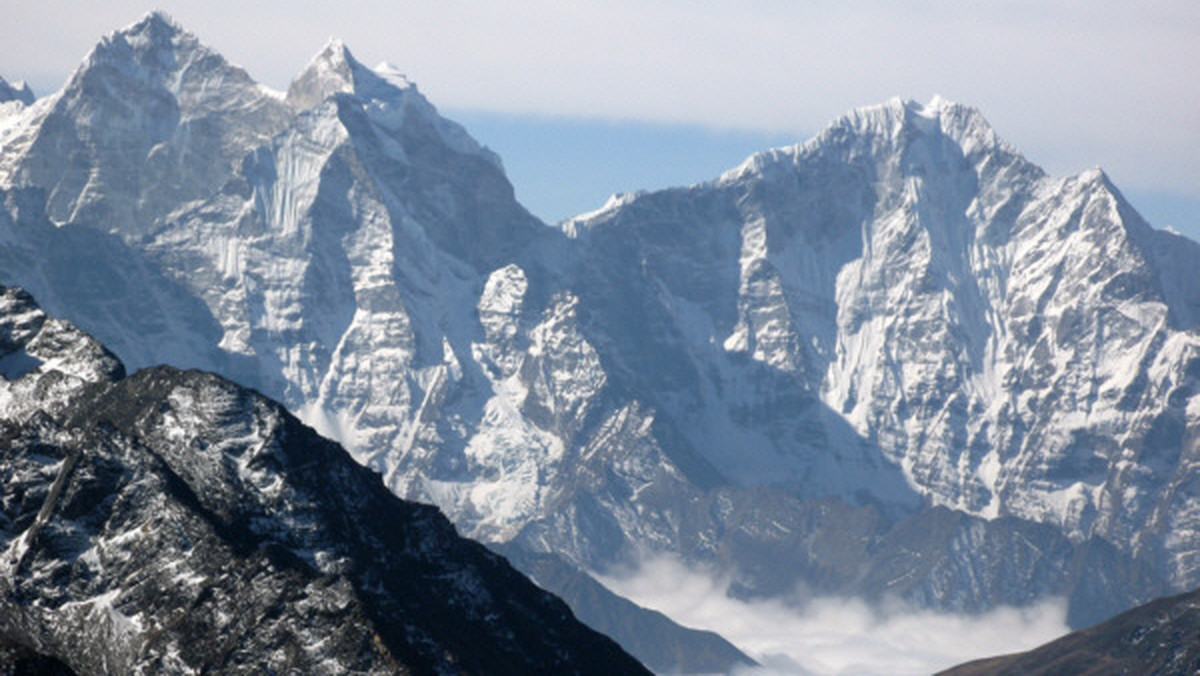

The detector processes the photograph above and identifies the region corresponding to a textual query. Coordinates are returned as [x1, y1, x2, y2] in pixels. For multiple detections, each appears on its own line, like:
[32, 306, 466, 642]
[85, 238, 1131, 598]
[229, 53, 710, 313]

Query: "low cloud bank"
[596, 556, 1069, 675]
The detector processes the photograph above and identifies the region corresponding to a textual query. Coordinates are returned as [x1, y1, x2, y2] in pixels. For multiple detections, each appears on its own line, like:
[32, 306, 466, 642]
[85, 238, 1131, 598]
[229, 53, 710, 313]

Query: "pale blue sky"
[452, 110, 1200, 239]
[448, 111, 799, 223]
[3, 2, 1196, 237]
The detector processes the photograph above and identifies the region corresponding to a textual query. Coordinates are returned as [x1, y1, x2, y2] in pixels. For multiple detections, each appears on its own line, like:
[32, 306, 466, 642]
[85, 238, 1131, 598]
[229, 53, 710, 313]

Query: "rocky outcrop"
[0, 286, 648, 675]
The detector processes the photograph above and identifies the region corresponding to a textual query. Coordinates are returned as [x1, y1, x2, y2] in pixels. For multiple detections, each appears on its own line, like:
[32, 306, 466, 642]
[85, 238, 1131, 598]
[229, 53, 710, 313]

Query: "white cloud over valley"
[597, 555, 1070, 676]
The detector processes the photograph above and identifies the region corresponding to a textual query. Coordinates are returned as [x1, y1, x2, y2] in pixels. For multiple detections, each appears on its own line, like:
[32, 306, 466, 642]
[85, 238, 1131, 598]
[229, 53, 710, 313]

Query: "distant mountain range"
[1, 11, 1197, 672]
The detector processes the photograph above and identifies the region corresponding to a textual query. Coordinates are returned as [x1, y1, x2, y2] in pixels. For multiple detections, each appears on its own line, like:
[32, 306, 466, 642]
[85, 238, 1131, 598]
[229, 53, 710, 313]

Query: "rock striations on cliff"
[0, 285, 649, 675]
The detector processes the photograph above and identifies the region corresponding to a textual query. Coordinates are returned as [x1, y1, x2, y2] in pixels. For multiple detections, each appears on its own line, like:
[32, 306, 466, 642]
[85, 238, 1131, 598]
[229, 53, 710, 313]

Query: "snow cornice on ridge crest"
[294, 38, 416, 100]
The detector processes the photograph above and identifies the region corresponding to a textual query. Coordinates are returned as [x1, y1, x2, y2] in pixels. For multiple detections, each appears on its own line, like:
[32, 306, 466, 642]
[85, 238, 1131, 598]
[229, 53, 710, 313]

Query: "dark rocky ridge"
[939, 587, 1200, 675]
[0, 286, 649, 675]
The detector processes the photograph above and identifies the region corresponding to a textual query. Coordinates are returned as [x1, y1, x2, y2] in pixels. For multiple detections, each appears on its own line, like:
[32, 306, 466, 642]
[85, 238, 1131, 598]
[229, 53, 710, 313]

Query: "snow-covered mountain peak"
[286, 37, 359, 107]
[83, 10, 200, 76]
[61, 7, 269, 118]
[719, 96, 1030, 190]
[1076, 165, 1115, 189]
[286, 38, 415, 109]
[321, 36, 352, 60]
[894, 95, 971, 134]
[121, 10, 186, 42]
[0, 77, 34, 106]
[285, 39, 498, 167]
[0, 13, 289, 237]
[835, 95, 1010, 159]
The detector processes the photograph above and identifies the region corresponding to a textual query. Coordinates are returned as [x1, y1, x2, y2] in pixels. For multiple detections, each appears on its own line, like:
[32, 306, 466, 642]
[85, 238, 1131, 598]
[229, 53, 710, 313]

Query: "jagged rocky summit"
[0, 285, 649, 674]
[1, 10, 1198, 667]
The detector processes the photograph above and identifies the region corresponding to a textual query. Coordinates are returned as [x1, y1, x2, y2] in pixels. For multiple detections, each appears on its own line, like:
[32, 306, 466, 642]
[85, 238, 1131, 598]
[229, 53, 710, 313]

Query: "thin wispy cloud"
[597, 555, 1070, 676]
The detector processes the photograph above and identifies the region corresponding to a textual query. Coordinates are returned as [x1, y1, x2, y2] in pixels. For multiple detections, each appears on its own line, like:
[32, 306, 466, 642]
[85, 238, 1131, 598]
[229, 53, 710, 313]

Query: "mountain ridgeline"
[0, 286, 649, 674]
[1, 11, 1198, 671]
[940, 587, 1200, 675]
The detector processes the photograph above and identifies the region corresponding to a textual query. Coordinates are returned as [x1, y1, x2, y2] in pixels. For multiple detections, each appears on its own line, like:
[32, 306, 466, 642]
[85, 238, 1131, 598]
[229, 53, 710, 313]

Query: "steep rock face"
[0, 14, 662, 570]
[0, 16, 753, 671]
[564, 97, 1200, 594]
[2, 11, 1198, 647]
[0, 285, 649, 675]
[0, 13, 290, 237]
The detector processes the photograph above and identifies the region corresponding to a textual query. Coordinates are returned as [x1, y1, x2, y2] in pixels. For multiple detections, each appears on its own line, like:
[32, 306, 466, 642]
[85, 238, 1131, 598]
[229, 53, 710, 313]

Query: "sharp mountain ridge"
[0, 283, 650, 675]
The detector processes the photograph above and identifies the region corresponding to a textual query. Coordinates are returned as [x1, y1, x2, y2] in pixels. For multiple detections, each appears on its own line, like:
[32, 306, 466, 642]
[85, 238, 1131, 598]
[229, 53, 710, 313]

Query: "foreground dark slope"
[939, 587, 1200, 676]
[0, 285, 648, 675]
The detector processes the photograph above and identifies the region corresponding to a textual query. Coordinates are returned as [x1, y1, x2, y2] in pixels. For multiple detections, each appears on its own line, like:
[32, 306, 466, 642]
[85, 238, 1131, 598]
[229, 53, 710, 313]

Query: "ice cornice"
[837, 95, 1000, 147]
[562, 191, 645, 235]
[373, 62, 414, 91]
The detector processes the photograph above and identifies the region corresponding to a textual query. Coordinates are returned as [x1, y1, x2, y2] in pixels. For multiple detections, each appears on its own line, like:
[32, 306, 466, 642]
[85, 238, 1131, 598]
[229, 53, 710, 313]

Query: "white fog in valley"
[596, 556, 1070, 675]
